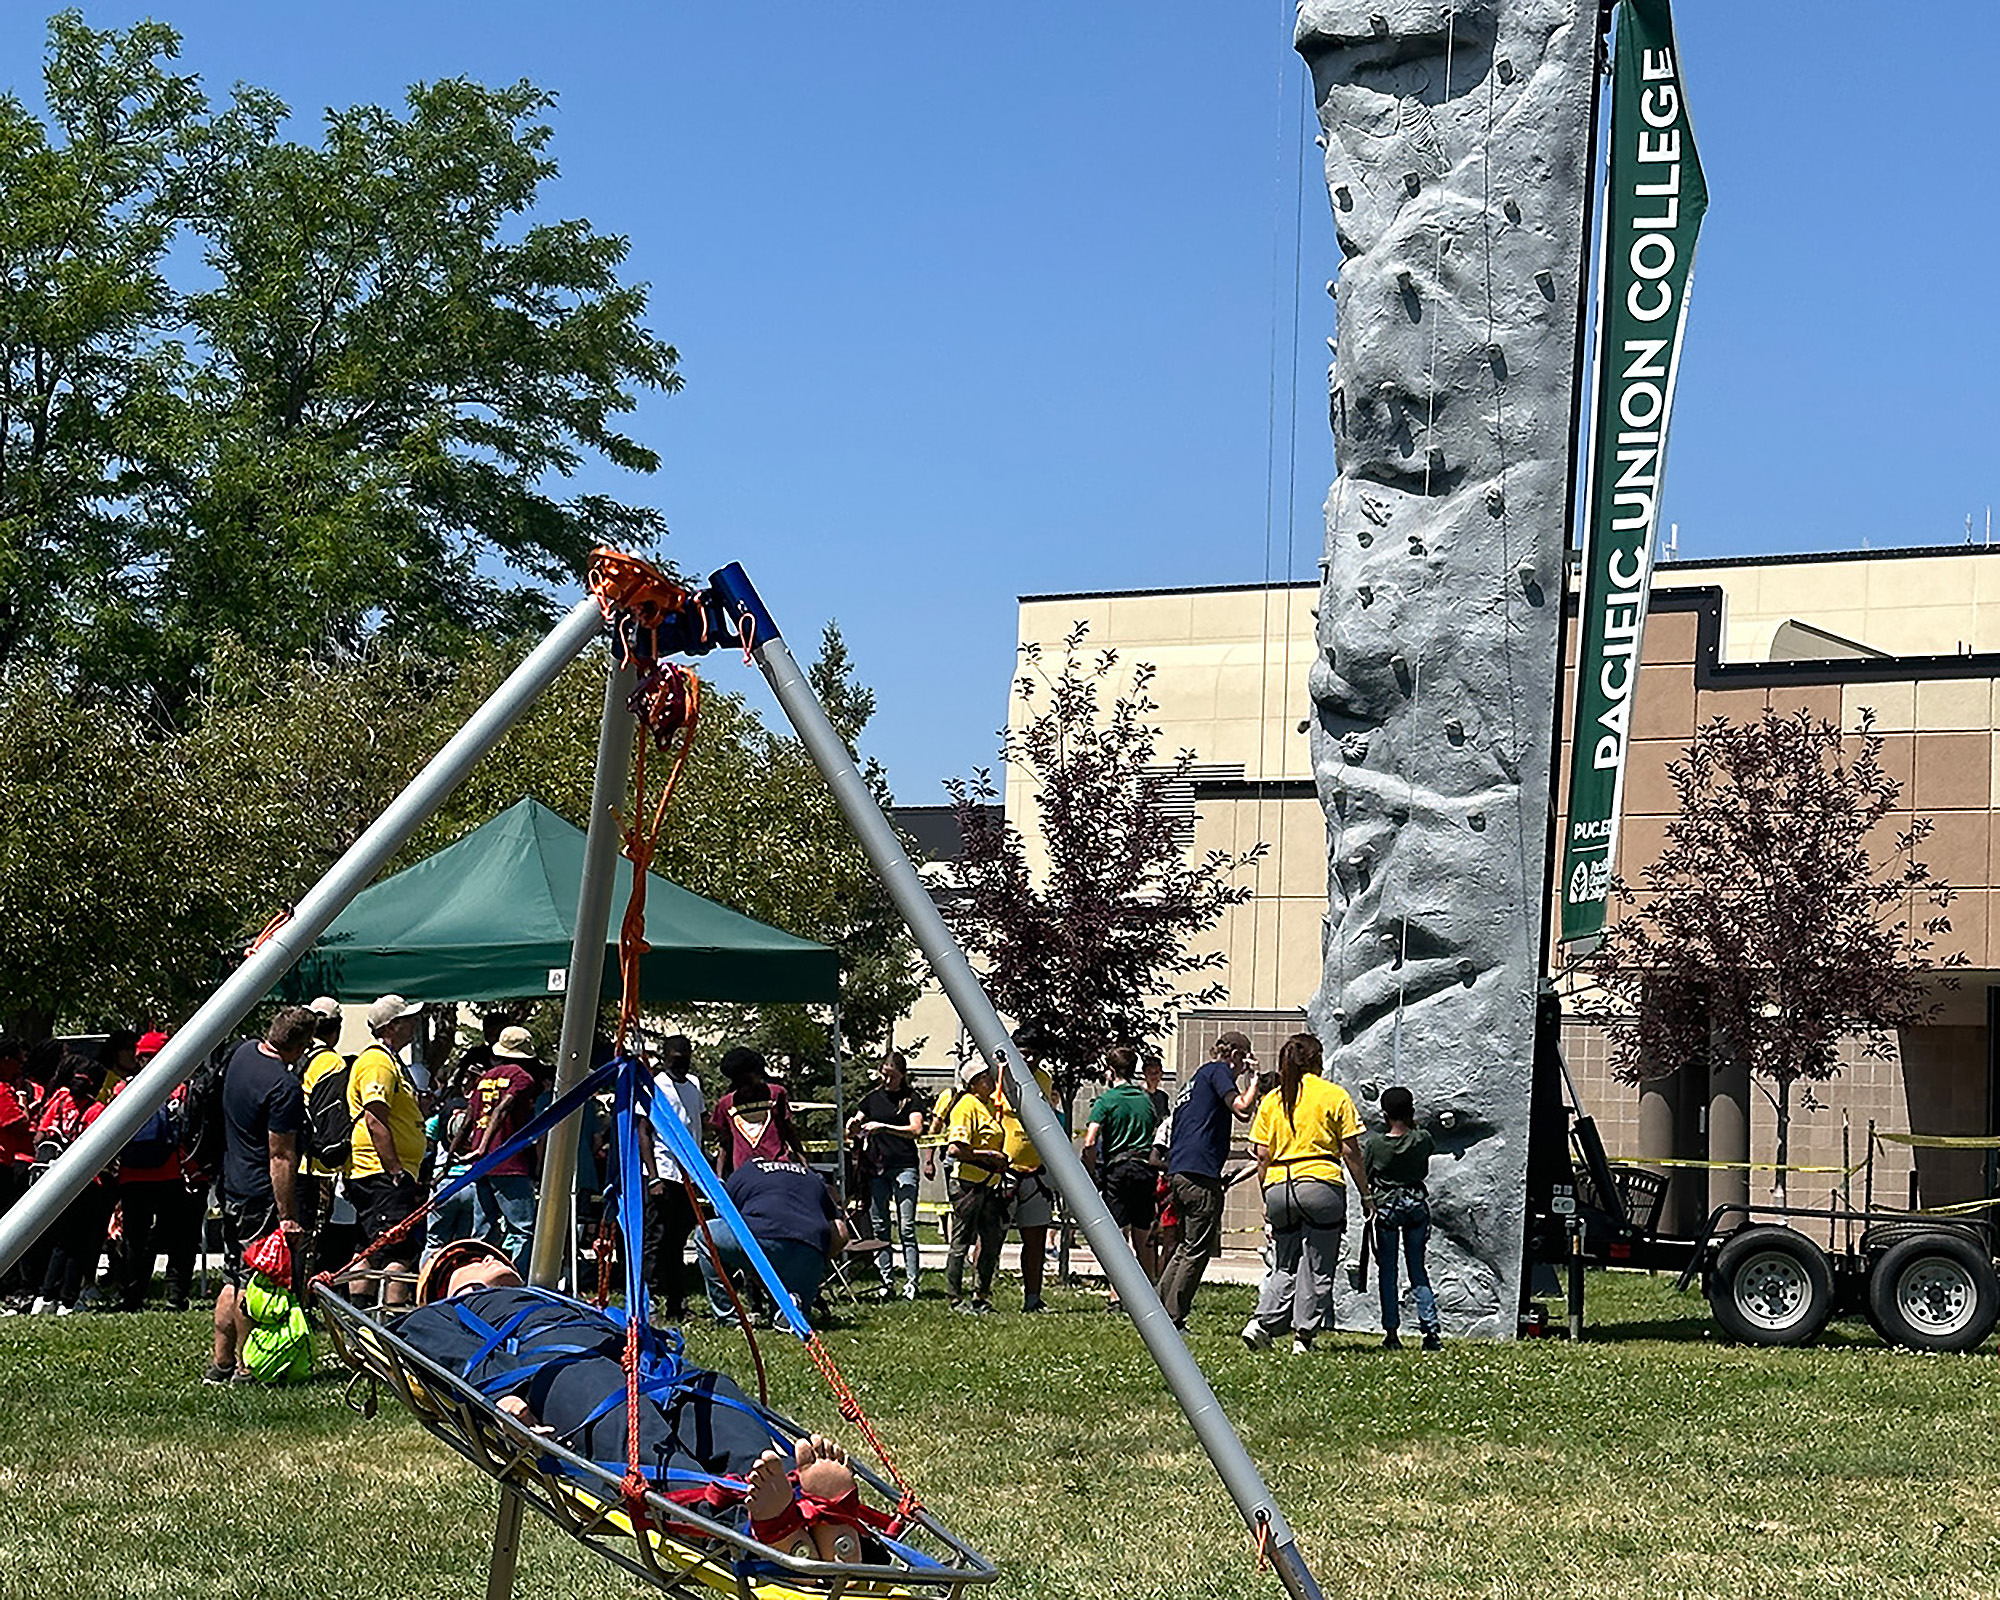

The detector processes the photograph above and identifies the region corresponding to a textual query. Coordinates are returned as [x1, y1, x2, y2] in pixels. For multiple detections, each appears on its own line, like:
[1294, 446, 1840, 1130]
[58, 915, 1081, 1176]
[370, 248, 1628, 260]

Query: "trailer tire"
[1867, 1234, 2000, 1354]
[1708, 1227, 1835, 1346]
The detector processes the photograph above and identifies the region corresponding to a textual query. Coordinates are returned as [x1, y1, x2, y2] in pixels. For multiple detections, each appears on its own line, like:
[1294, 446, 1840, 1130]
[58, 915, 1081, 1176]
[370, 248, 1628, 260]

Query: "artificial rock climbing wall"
[1296, 0, 1598, 1336]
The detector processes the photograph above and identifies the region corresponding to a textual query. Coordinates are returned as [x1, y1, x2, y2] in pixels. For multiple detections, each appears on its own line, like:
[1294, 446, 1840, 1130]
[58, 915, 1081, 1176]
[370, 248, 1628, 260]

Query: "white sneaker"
[901, 1280, 918, 1301]
[28, 1297, 50, 1315]
[1240, 1318, 1272, 1351]
[1290, 1336, 1313, 1356]
[54, 1304, 73, 1317]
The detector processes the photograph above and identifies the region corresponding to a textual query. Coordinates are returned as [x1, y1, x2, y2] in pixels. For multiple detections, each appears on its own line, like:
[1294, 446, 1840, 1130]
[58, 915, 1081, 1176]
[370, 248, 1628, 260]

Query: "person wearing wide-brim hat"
[345, 996, 427, 1306]
[464, 1026, 545, 1270]
[942, 1059, 1008, 1315]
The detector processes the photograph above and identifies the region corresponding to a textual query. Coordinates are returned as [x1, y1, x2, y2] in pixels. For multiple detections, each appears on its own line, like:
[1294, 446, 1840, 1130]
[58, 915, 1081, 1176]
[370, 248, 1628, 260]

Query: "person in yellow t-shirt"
[996, 1049, 1058, 1313]
[1242, 1032, 1369, 1354]
[346, 995, 429, 1305]
[943, 1060, 1009, 1313]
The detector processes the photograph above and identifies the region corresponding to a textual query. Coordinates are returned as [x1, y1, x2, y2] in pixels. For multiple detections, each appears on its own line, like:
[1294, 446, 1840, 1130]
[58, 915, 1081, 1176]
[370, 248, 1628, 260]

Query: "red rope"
[619, 1313, 649, 1523]
[691, 1197, 769, 1406]
[803, 1333, 920, 1517]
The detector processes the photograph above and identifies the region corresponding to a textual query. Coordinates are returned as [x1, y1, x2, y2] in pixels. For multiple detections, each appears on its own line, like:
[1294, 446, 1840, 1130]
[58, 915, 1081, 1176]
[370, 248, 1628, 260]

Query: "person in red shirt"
[0, 1037, 34, 1300]
[464, 1026, 545, 1269]
[31, 1054, 113, 1313]
[706, 1048, 801, 1177]
[113, 1031, 200, 1311]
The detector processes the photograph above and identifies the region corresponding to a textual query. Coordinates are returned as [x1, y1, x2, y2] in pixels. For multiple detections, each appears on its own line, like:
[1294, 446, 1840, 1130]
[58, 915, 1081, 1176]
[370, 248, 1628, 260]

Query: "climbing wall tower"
[1296, 0, 1599, 1335]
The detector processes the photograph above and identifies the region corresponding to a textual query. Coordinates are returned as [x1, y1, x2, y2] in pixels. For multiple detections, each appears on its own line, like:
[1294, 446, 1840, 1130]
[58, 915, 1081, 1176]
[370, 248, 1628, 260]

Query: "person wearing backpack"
[345, 996, 428, 1306]
[113, 1031, 201, 1311]
[298, 999, 354, 1272]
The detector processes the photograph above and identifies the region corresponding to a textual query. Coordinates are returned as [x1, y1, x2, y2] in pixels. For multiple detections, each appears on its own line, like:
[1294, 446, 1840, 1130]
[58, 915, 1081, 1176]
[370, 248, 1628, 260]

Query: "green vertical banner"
[1560, 0, 1707, 946]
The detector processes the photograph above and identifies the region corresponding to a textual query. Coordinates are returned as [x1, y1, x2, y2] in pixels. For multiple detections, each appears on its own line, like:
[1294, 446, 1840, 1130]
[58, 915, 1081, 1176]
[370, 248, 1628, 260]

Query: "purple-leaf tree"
[944, 622, 1265, 1114]
[1582, 706, 1963, 1203]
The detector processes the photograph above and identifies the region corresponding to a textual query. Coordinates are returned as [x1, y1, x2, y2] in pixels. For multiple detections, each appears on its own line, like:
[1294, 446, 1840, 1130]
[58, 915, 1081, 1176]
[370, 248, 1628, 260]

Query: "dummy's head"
[416, 1239, 524, 1305]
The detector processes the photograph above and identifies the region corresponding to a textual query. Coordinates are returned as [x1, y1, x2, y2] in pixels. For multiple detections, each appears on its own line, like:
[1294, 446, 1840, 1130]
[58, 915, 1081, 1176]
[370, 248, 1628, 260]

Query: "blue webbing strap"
[638, 1064, 813, 1338]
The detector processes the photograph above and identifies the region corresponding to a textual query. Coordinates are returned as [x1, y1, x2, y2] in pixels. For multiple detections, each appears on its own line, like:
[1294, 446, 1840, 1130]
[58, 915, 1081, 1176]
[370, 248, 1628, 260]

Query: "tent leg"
[0, 598, 607, 1280]
[527, 657, 638, 1291]
[715, 574, 1326, 1600]
[832, 996, 846, 1208]
[485, 1485, 526, 1600]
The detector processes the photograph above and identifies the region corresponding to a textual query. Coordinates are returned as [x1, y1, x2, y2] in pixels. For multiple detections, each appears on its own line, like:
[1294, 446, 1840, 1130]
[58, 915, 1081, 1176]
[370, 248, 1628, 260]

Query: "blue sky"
[12, 3, 1999, 797]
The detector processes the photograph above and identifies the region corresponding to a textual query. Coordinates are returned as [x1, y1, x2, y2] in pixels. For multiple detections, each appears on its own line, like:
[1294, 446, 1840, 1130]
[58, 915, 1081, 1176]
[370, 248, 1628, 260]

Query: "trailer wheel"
[1708, 1227, 1835, 1346]
[1868, 1234, 2000, 1354]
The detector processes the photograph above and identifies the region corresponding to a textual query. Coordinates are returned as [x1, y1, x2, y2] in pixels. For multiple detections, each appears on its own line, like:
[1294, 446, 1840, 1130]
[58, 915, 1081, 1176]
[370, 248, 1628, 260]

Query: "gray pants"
[1251, 1176, 1346, 1338]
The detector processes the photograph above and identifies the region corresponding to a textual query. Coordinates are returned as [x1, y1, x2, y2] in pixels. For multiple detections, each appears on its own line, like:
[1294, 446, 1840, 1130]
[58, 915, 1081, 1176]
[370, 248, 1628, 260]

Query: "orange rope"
[586, 545, 927, 1524]
[243, 906, 292, 960]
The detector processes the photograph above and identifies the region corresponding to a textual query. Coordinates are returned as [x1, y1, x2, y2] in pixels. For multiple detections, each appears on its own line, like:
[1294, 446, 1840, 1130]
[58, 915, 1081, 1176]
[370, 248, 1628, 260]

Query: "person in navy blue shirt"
[1153, 1030, 1262, 1328]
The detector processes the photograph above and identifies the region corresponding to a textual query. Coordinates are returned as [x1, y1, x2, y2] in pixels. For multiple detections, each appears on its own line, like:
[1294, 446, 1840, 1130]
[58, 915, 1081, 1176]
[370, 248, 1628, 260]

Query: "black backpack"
[180, 1045, 233, 1179]
[304, 1051, 356, 1169]
[122, 1095, 181, 1169]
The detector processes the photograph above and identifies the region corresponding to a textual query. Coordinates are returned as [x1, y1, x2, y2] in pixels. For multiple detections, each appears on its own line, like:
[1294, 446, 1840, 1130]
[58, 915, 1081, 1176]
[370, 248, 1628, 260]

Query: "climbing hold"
[1486, 486, 1507, 517]
[1335, 184, 1353, 211]
[1503, 196, 1522, 225]
[1403, 171, 1422, 197]
[1497, 58, 1515, 85]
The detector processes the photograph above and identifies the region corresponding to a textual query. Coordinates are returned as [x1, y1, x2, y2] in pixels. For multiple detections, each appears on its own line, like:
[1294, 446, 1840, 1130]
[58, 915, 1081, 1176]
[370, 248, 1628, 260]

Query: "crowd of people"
[0, 1000, 1446, 1372]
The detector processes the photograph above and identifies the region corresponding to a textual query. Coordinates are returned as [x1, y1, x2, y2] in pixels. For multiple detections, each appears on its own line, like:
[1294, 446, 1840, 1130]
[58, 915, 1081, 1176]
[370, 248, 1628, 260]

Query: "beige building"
[901, 545, 2000, 1220]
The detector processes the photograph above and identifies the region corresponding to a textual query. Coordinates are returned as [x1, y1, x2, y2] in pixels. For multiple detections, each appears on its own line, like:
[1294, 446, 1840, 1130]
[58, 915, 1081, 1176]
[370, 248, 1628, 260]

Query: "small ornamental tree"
[1583, 706, 1963, 1201]
[944, 622, 1264, 1114]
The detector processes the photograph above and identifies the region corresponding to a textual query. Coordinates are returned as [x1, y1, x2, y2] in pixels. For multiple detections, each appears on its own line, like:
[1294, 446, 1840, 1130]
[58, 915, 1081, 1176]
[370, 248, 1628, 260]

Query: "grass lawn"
[2, 1269, 1998, 1600]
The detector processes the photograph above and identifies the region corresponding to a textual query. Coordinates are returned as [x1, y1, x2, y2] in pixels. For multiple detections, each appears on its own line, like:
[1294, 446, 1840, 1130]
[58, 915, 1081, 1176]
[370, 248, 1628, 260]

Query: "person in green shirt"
[1363, 1084, 1440, 1351]
[1082, 1047, 1162, 1292]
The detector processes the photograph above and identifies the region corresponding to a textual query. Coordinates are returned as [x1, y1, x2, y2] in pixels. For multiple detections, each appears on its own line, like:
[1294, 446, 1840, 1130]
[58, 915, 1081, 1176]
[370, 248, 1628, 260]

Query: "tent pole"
[707, 566, 1324, 1600]
[0, 598, 607, 1280]
[832, 994, 846, 1208]
[527, 657, 638, 1291]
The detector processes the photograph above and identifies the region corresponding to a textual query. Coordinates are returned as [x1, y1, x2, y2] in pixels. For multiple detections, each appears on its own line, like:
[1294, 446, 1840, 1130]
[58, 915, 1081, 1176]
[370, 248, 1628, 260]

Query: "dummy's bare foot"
[793, 1435, 864, 1564]
[745, 1447, 815, 1558]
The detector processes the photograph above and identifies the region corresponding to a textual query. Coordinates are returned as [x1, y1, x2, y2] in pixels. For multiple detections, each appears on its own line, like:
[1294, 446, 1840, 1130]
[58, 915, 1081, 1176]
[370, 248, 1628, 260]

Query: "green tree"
[944, 622, 1262, 1111]
[1, 14, 680, 714]
[1583, 707, 1963, 1202]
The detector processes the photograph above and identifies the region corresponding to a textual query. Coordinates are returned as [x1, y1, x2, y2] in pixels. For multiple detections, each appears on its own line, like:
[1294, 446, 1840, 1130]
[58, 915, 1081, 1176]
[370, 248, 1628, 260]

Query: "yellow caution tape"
[1610, 1156, 1865, 1176]
[1905, 1196, 2000, 1216]
[1873, 1131, 2000, 1151]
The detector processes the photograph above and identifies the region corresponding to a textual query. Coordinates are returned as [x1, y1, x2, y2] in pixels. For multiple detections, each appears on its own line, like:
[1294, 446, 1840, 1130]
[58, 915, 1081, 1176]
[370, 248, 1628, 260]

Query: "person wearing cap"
[464, 1024, 545, 1269]
[345, 995, 428, 1305]
[942, 1059, 1008, 1314]
[295, 999, 350, 1268]
[207, 1006, 314, 1381]
[112, 1029, 201, 1310]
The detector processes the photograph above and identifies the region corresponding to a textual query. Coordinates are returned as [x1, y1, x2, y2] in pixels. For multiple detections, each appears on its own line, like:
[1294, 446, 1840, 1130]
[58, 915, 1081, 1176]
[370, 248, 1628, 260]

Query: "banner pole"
[0, 599, 607, 1279]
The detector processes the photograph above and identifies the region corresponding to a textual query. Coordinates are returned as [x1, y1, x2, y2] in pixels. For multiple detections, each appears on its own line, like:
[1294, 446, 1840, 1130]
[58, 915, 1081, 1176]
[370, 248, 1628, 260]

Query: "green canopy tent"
[287, 796, 839, 1005]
